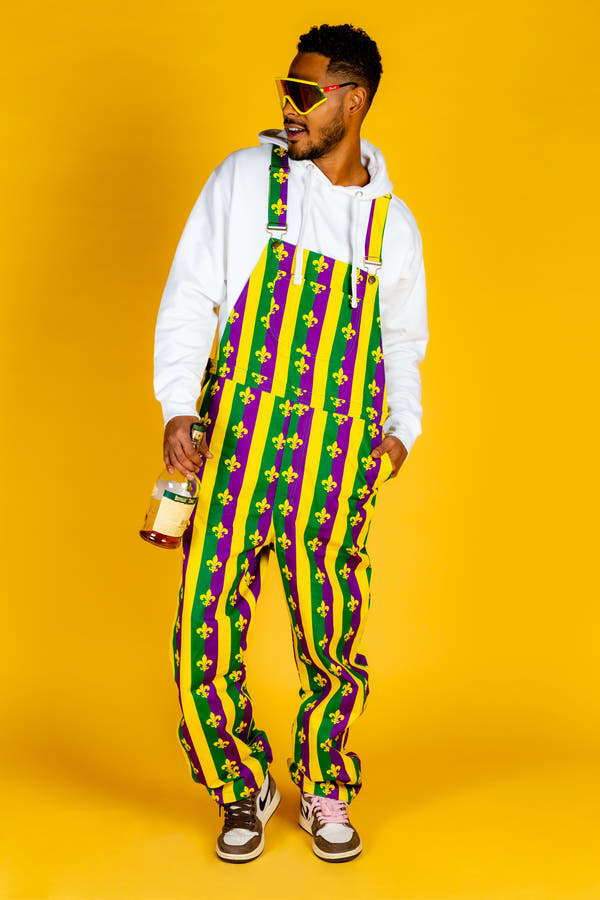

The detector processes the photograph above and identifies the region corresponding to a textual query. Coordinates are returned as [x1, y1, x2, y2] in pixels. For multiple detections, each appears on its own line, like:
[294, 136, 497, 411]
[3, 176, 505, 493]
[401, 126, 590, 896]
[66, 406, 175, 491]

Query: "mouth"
[284, 120, 307, 141]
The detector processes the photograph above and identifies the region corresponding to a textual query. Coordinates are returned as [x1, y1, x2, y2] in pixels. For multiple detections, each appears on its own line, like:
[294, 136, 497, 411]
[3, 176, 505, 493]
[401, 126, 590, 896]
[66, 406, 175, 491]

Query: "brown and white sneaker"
[215, 772, 280, 863]
[299, 793, 362, 862]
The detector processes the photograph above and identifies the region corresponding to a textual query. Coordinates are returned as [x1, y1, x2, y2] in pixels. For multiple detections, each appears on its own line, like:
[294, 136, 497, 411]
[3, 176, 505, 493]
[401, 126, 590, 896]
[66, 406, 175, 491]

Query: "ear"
[347, 85, 369, 117]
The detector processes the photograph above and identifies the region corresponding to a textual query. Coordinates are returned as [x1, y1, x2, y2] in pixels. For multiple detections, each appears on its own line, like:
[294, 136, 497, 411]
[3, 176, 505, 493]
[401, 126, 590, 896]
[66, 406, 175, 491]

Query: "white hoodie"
[154, 130, 428, 454]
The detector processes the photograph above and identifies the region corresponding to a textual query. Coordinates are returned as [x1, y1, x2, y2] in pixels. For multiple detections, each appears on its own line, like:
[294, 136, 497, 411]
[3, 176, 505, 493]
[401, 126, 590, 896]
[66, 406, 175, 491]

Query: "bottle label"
[143, 493, 198, 538]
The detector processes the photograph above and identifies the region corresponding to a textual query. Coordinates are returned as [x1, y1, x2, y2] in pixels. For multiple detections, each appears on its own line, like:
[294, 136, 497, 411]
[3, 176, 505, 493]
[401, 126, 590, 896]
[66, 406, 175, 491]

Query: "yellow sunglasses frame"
[275, 77, 358, 115]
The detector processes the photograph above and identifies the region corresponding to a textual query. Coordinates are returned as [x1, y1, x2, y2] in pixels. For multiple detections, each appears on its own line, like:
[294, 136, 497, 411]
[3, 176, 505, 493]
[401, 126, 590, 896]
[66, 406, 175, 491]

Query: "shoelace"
[220, 797, 258, 832]
[306, 795, 350, 826]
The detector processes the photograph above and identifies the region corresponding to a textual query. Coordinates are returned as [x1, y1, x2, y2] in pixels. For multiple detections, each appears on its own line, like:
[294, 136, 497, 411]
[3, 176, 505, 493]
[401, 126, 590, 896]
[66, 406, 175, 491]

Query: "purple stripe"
[364, 200, 376, 261]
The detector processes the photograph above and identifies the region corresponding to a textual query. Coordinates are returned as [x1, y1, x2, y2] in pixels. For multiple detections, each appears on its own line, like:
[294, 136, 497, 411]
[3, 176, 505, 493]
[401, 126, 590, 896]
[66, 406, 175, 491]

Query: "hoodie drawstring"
[350, 191, 363, 309]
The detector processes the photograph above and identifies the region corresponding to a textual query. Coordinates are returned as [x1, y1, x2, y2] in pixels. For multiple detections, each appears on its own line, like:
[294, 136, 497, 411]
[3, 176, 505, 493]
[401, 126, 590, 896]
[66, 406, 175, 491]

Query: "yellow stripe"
[366, 194, 391, 264]
[311, 260, 347, 406]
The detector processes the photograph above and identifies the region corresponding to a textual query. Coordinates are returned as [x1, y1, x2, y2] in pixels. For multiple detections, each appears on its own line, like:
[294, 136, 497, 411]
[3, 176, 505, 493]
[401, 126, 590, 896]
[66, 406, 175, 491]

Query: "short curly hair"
[297, 24, 383, 106]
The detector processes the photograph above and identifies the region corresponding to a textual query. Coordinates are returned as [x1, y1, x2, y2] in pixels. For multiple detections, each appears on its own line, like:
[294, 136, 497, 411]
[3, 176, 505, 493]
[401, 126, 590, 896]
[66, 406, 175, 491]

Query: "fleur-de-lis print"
[200, 588, 216, 606]
[342, 682, 353, 695]
[196, 623, 213, 639]
[272, 242, 289, 262]
[223, 340, 234, 358]
[298, 728, 306, 743]
[240, 785, 252, 797]
[320, 738, 332, 750]
[235, 616, 249, 632]
[196, 653, 212, 671]
[228, 309, 239, 325]
[210, 382, 220, 396]
[347, 544, 360, 556]
[251, 739, 264, 752]
[303, 310, 318, 328]
[327, 765, 341, 779]
[332, 368, 348, 386]
[272, 432, 286, 450]
[330, 396, 345, 408]
[232, 421, 248, 439]
[293, 403, 310, 416]
[255, 498, 271, 515]
[315, 570, 326, 585]
[272, 168, 288, 184]
[356, 484, 368, 500]
[368, 423, 380, 439]
[278, 533, 291, 549]
[282, 466, 298, 484]
[292, 769, 302, 784]
[371, 346, 384, 364]
[224, 455, 241, 473]
[239, 386, 255, 405]
[317, 600, 329, 617]
[218, 488, 233, 506]
[296, 342, 311, 357]
[322, 782, 335, 795]
[315, 673, 327, 687]
[287, 432, 303, 449]
[330, 663, 343, 676]
[181, 738, 191, 751]
[321, 475, 337, 493]
[288, 596, 297, 610]
[315, 508, 330, 524]
[206, 555, 222, 573]
[368, 380, 380, 397]
[274, 146, 286, 157]
[264, 466, 279, 483]
[307, 537, 322, 552]
[356, 269, 364, 284]
[238, 695, 248, 709]
[249, 529, 262, 547]
[349, 512, 363, 527]
[282, 565, 293, 581]
[218, 362, 230, 377]
[213, 737, 230, 749]
[294, 624, 303, 640]
[327, 441, 343, 458]
[309, 281, 326, 295]
[271, 198, 287, 216]
[365, 406, 377, 421]
[279, 399, 294, 417]
[199, 412, 212, 427]
[255, 345, 272, 364]
[235, 651, 243, 663]
[339, 563, 352, 580]
[361, 455, 376, 472]
[278, 498, 293, 517]
[196, 684, 210, 698]
[252, 372, 268, 385]
[211, 522, 228, 539]
[312, 254, 329, 274]
[293, 387, 307, 397]
[342, 323, 356, 341]
[229, 670, 242, 682]
[294, 357, 310, 374]
[347, 597, 360, 611]
[221, 760, 240, 777]
[319, 635, 327, 648]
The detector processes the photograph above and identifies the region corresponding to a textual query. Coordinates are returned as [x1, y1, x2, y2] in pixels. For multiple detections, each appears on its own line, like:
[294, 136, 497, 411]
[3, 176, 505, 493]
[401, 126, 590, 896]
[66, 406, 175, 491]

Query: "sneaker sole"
[298, 811, 362, 862]
[216, 785, 281, 863]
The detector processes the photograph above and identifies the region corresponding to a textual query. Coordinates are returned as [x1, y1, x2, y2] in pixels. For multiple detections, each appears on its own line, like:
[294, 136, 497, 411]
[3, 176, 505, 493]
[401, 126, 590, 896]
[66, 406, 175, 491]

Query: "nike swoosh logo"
[301, 799, 310, 818]
[258, 787, 269, 813]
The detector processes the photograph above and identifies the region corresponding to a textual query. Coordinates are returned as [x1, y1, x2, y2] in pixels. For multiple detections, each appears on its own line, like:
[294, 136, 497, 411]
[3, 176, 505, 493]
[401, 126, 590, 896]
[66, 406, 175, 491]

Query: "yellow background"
[1, 1, 599, 897]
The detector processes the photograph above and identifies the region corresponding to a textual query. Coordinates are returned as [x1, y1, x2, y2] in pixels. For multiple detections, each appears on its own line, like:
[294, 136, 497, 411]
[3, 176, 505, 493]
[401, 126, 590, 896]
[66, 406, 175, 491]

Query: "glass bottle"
[140, 422, 205, 549]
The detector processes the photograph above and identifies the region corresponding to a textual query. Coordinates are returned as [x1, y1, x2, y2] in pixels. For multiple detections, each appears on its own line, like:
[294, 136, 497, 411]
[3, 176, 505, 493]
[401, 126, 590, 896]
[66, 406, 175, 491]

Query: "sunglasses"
[275, 77, 358, 115]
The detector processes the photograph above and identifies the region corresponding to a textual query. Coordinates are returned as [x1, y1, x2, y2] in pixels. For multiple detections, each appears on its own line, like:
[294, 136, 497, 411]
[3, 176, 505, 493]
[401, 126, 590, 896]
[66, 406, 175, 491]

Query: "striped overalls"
[172, 146, 393, 805]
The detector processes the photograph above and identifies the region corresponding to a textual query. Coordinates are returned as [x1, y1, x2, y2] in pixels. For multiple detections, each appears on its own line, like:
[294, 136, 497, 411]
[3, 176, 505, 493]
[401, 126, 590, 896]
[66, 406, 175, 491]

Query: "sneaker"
[299, 793, 362, 862]
[216, 772, 280, 863]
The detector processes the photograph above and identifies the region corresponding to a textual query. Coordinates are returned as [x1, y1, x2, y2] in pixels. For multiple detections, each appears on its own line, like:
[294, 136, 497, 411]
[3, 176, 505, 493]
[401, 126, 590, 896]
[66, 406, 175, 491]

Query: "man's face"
[283, 52, 348, 161]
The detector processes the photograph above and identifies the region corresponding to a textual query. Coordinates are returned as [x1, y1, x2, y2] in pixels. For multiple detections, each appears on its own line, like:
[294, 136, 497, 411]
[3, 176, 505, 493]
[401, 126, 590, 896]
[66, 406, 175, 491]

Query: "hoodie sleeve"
[153, 164, 231, 426]
[379, 213, 429, 455]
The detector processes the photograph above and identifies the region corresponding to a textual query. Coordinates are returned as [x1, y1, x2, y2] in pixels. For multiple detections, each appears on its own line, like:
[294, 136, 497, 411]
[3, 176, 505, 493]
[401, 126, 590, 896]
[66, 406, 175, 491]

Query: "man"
[153, 23, 428, 862]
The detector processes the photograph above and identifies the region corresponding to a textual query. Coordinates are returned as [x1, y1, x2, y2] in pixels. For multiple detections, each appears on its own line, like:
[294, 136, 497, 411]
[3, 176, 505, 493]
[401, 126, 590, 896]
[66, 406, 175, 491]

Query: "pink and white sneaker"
[299, 793, 362, 861]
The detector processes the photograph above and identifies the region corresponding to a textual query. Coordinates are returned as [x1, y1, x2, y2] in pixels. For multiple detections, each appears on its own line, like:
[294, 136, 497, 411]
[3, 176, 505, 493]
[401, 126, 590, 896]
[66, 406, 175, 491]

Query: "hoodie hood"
[259, 129, 393, 306]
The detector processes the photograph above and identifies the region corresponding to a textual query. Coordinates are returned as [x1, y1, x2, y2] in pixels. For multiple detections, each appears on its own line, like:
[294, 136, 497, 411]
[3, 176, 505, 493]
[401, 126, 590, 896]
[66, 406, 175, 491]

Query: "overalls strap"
[364, 193, 392, 268]
[267, 145, 290, 233]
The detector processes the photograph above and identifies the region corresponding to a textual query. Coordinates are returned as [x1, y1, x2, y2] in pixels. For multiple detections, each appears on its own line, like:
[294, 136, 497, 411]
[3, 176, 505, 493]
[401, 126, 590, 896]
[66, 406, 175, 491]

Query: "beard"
[287, 107, 347, 161]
